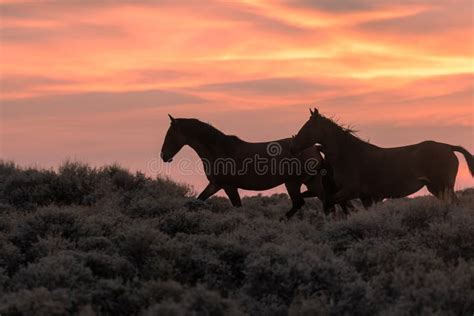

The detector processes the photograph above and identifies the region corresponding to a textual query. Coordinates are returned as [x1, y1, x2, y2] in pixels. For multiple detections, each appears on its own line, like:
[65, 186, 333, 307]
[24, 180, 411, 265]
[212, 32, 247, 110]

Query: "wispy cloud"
[2, 89, 206, 119]
[1, 23, 125, 43]
[195, 77, 332, 95]
[358, 2, 472, 34]
[0, 74, 75, 93]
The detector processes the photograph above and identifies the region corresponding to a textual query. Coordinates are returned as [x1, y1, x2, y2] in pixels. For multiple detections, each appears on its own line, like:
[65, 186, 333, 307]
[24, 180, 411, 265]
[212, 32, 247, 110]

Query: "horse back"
[361, 141, 458, 197]
[209, 137, 324, 190]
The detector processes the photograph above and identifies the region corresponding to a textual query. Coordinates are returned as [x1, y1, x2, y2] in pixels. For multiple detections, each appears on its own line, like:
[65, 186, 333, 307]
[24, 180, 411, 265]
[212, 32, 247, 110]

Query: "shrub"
[12, 253, 94, 290]
[0, 162, 472, 315]
[82, 252, 137, 280]
[3, 168, 56, 209]
[115, 227, 165, 266]
[0, 235, 23, 275]
[242, 242, 366, 314]
[53, 161, 98, 205]
[124, 196, 184, 218]
[0, 268, 8, 295]
[144, 285, 243, 316]
[10, 207, 84, 259]
[158, 210, 206, 236]
[77, 236, 115, 253]
[0, 288, 72, 316]
[90, 279, 142, 316]
[422, 209, 474, 262]
[0, 161, 191, 211]
[140, 280, 184, 305]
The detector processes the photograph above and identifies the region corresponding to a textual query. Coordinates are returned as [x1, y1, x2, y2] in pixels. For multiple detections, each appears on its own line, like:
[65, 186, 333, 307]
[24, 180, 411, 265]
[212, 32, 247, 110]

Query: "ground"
[0, 161, 473, 315]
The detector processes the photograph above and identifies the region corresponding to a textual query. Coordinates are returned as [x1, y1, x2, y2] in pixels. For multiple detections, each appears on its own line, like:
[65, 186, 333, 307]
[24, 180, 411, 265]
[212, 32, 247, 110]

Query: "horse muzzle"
[160, 152, 173, 163]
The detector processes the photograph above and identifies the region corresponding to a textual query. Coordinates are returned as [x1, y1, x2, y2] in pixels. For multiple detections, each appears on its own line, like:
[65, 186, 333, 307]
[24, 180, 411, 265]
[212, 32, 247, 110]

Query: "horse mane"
[177, 118, 241, 145]
[319, 114, 369, 143]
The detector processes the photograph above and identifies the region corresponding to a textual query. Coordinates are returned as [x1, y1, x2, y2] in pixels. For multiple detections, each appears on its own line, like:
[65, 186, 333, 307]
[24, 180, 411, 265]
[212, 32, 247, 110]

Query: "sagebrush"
[0, 161, 473, 315]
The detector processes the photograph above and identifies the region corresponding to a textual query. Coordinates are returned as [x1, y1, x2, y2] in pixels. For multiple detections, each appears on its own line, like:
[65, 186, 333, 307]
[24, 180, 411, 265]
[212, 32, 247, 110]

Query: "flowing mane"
[319, 114, 368, 144]
[323, 115, 357, 134]
[177, 118, 240, 145]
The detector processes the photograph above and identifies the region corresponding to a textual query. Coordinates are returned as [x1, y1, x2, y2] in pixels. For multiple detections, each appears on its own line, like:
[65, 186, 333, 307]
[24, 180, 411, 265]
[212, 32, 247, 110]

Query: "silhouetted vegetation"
[0, 161, 473, 315]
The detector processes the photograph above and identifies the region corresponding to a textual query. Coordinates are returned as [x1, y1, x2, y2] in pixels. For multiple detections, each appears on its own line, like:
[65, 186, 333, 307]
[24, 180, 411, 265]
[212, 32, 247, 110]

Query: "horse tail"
[450, 145, 474, 176]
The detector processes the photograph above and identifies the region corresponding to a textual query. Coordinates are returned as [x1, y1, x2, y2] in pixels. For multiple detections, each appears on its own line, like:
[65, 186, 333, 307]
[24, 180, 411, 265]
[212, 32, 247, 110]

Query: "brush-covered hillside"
[0, 161, 473, 316]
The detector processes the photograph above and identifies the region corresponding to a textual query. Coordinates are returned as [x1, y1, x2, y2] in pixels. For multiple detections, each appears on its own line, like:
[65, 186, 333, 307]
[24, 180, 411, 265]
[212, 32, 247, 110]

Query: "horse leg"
[361, 196, 374, 210]
[224, 187, 242, 207]
[333, 200, 354, 220]
[332, 187, 355, 205]
[281, 182, 305, 221]
[448, 189, 460, 205]
[426, 183, 456, 204]
[305, 172, 340, 216]
[341, 200, 356, 214]
[302, 188, 332, 212]
[323, 199, 337, 216]
[303, 175, 325, 199]
[197, 183, 221, 201]
[301, 190, 318, 198]
[303, 177, 335, 215]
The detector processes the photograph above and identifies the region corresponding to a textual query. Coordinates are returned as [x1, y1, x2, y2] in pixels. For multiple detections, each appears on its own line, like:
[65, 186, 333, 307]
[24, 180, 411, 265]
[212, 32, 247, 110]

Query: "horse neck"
[321, 126, 374, 168]
[187, 138, 218, 161]
[184, 128, 230, 161]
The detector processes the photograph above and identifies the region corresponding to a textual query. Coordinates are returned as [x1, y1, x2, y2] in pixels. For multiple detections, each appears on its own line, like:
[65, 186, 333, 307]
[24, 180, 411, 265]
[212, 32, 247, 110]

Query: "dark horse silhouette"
[161, 115, 349, 219]
[291, 108, 474, 204]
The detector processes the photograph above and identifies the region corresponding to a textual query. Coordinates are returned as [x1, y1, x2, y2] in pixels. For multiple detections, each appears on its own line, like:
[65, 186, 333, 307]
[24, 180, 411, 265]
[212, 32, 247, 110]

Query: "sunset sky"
[1, 0, 473, 195]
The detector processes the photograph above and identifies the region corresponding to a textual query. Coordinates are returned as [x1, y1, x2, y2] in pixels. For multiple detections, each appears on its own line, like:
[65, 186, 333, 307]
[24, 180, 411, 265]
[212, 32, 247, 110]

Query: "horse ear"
[309, 108, 314, 116]
[168, 114, 176, 124]
[312, 108, 319, 117]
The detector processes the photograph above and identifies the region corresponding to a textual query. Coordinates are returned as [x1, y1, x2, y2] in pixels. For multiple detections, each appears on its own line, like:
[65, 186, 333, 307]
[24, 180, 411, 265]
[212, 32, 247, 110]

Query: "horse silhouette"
[291, 108, 474, 204]
[161, 115, 352, 219]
